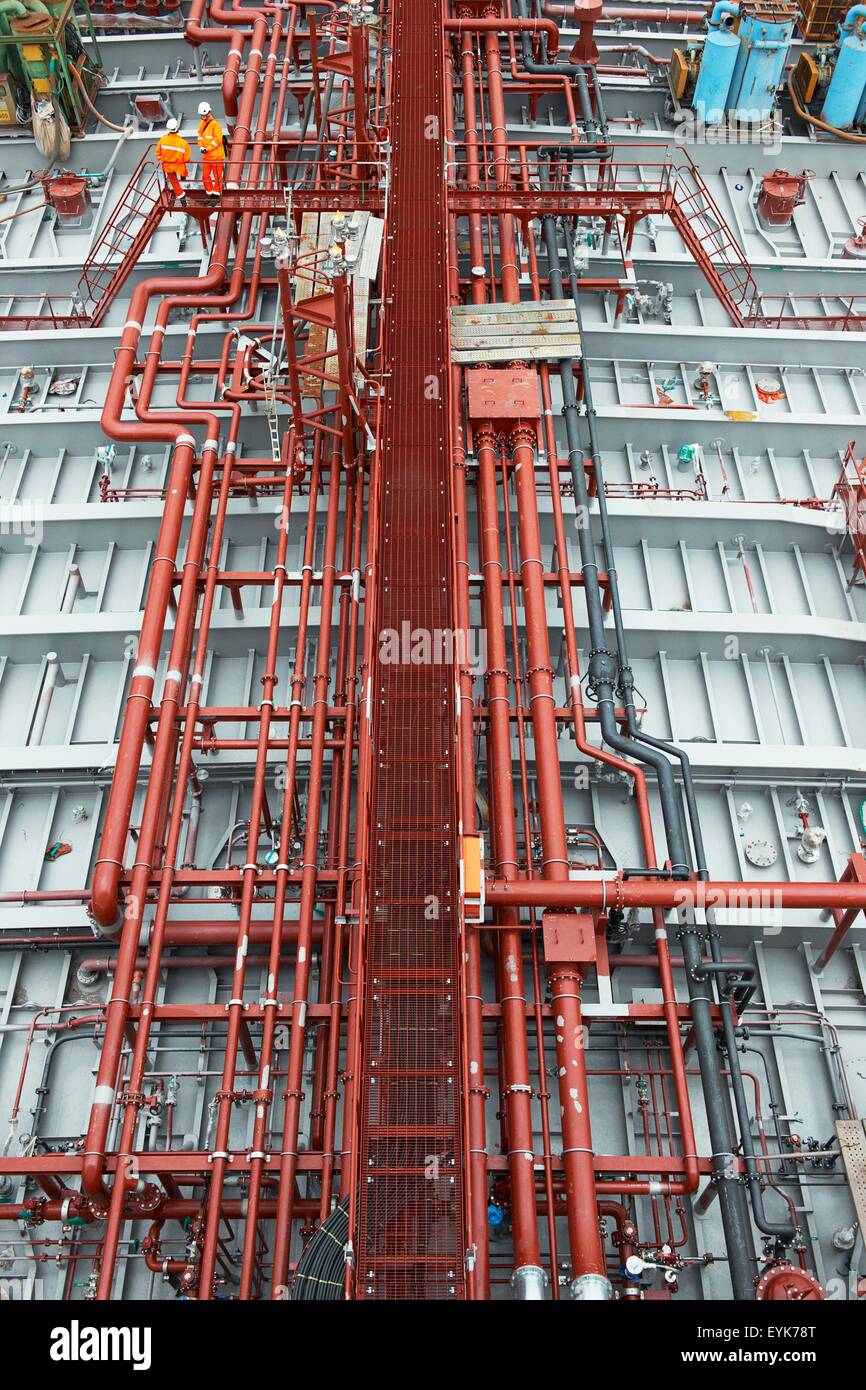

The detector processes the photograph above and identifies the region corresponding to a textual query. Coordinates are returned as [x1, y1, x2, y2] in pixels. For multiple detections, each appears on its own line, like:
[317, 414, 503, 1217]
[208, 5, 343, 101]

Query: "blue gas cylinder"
[692, 27, 740, 123]
[822, 30, 866, 129]
[727, 4, 796, 122]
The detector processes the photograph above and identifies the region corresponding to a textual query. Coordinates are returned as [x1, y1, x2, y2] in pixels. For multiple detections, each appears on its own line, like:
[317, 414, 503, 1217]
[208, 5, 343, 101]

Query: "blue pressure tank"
[822, 9, 866, 129]
[726, 2, 798, 123]
[692, 25, 740, 123]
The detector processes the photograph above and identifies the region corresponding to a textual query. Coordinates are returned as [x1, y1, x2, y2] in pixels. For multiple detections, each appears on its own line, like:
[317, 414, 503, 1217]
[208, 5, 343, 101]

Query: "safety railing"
[445, 138, 677, 209]
[198, 141, 391, 212]
[668, 155, 758, 321]
[756, 295, 866, 332]
[446, 141, 758, 322]
[0, 295, 88, 332]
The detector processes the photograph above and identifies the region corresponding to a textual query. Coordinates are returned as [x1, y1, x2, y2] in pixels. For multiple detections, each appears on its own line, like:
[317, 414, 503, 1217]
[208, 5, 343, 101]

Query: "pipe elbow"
[841, 4, 866, 30]
[81, 1150, 111, 1208]
[90, 865, 122, 932]
[530, 17, 561, 56]
[708, 0, 739, 25]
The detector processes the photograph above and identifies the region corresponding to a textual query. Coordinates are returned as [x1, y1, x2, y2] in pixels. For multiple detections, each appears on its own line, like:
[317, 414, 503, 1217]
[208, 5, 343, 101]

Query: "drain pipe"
[61, 563, 83, 614]
[29, 653, 64, 746]
[543, 214, 758, 1298]
[173, 769, 205, 898]
[715, 983, 796, 1242]
[686, 787, 796, 1245]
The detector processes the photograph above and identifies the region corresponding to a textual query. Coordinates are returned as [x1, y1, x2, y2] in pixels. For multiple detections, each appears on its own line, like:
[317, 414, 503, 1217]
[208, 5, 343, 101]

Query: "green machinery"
[0, 0, 102, 132]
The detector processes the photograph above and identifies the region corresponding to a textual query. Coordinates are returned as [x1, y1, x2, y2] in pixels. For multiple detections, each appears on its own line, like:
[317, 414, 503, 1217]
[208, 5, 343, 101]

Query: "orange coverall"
[155, 131, 191, 196]
[198, 114, 226, 193]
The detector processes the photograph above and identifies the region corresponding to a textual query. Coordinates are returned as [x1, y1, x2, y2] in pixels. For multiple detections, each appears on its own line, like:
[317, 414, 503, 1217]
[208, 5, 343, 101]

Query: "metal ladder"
[77, 152, 166, 327]
[669, 160, 759, 325]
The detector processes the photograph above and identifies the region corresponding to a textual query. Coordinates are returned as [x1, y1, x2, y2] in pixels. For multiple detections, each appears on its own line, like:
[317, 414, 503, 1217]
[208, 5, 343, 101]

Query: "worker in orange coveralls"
[197, 101, 226, 197]
[155, 118, 191, 201]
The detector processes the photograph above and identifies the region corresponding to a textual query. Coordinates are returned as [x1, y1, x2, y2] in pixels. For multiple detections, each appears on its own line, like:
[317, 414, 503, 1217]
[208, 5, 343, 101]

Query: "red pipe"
[485, 871, 866, 912]
[89, 22, 268, 932]
[446, 14, 561, 57]
[83, 21, 284, 1296]
[481, 22, 608, 1293]
[544, 2, 708, 19]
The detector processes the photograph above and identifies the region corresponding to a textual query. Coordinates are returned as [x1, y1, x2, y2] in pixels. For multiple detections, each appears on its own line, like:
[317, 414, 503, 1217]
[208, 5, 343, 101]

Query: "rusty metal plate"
[542, 912, 597, 964]
[465, 367, 541, 422]
[836, 1119, 866, 1235]
[450, 299, 581, 364]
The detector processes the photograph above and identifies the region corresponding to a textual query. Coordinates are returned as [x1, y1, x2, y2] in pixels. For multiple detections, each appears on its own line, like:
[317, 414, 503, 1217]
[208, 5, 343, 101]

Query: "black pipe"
[514, 0, 613, 150]
[541, 213, 691, 876]
[558, 220, 762, 1287]
[562, 239, 696, 866]
[543, 210, 757, 1298]
[718, 998, 796, 1240]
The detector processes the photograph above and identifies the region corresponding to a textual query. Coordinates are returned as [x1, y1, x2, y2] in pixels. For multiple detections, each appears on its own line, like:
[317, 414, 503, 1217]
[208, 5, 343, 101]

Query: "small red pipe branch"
[445, 13, 562, 56]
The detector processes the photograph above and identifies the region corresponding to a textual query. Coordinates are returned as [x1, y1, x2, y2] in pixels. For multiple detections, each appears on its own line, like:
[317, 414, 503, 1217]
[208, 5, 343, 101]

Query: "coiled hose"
[289, 1196, 349, 1300]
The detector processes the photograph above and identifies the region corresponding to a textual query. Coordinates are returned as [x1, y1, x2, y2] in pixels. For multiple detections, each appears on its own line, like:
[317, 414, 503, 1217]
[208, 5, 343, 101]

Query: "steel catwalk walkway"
[355, 0, 466, 1299]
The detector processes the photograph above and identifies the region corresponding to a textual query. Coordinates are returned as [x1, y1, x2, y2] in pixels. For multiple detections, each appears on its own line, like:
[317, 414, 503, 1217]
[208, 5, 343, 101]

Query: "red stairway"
[77, 152, 165, 327]
[833, 441, 866, 587]
[669, 159, 759, 325]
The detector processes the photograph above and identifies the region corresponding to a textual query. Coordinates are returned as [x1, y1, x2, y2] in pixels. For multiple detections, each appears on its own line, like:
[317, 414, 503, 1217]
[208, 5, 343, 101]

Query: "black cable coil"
[290, 1196, 350, 1301]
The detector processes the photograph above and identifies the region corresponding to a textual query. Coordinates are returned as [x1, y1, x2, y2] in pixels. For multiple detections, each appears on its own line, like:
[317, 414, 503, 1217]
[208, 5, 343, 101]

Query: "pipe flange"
[755, 1262, 825, 1301]
[570, 1272, 614, 1301]
[511, 1264, 548, 1301]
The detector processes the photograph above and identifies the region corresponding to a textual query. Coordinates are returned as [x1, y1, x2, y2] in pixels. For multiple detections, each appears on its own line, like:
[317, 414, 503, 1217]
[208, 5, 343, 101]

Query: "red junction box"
[465, 368, 541, 423]
[542, 912, 597, 965]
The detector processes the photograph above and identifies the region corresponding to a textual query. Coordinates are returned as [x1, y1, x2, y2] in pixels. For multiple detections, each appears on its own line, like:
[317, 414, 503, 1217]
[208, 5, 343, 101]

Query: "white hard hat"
[198, 102, 212, 116]
[166, 118, 179, 132]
